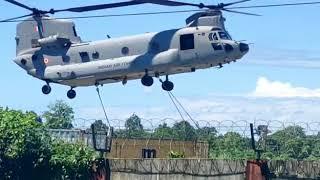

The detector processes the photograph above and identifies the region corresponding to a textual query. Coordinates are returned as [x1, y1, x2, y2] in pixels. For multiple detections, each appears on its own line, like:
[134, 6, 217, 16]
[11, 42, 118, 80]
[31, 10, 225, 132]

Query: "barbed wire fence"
[72, 118, 320, 136]
[47, 118, 320, 178]
[47, 118, 318, 159]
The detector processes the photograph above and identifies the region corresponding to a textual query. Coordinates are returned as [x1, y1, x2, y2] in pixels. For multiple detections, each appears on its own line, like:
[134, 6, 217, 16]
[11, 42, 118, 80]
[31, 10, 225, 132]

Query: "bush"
[0, 107, 99, 180]
[169, 151, 185, 158]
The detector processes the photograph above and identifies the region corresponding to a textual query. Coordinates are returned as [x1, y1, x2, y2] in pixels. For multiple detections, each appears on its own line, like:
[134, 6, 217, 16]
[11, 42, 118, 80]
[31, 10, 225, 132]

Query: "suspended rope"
[96, 86, 111, 127]
[160, 77, 200, 130]
[168, 91, 201, 129]
[167, 91, 186, 122]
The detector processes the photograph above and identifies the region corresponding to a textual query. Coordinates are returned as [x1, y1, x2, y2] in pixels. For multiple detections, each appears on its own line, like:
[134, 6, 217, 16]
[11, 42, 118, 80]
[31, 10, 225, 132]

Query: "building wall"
[48, 129, 209, 158]
[108, 138, 208, 159]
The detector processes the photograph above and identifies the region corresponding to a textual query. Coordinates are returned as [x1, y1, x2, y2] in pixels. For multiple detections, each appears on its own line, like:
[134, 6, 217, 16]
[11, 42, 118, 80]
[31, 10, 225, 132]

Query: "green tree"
[153, 123, 174, 139]
[210, 132, 254, 159]
[0, 107, 52, 179]
[267, 126, 308, 160]
[43, 100, 74, 129]
[196, 126, 217, 141]
[0, 107, 101, 179]
[50, 141, 98, 179]
[123, 114, 146, 138]
[172, 120, 197, 141]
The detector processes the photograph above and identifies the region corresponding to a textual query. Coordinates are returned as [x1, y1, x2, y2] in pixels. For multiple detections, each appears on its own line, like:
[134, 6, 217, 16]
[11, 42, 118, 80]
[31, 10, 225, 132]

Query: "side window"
[180, 34, 194, 50]
[211, 43, 223, 51]
[79, 52, 90, 63]
[92, 51, 100, 59]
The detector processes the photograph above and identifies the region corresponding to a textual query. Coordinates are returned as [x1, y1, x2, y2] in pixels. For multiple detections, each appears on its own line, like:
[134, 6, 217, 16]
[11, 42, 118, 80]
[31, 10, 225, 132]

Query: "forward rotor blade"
[0, 10, 203, 23]
[0, 13, 33, 23]
[222, 8, 261, 16]
[223, 0, 251, 7]
[228, 1, 320, 9]
[134, 0, 203, 8]
[53, 1, 145, 13]
[4, 0, 34, 11]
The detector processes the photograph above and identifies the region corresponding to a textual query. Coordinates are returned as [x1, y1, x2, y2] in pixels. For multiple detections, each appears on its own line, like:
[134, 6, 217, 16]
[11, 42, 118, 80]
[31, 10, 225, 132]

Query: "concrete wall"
[109, 159, 320, 180]
[110, 159, 246, 180]
[269, 160, 320, 179]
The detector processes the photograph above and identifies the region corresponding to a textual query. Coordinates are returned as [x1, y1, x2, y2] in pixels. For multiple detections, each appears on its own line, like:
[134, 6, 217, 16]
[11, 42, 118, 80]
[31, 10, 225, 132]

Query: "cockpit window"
[213, 33, 218, 41]
[218, 32, 232, 40]
[208, 32, 218, 41]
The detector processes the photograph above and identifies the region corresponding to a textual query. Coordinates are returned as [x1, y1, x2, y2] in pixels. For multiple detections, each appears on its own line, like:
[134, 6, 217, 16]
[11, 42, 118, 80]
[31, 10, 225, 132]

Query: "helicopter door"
[179, 34, 197, 62]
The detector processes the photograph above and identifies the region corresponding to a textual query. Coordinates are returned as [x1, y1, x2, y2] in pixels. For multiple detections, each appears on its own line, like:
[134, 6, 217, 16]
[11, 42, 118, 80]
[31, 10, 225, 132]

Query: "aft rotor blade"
[228, 1, 320, 9]
[0, 13, 33, 23]
[134, 0, 204, 8]
[222, 8, 261, 16]
[4, 0, 34, 11]
[53, 1, 146, 13]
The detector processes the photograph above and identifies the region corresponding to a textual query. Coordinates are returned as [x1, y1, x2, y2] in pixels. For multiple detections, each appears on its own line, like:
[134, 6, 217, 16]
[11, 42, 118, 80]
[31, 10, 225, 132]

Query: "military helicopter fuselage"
[3, 0, 320, 99]
[13, 12, 249, 98]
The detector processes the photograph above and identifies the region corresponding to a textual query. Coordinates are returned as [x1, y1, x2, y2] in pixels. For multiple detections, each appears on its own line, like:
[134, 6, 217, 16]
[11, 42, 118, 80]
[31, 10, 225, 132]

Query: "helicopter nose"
[239, 43, 249, 53]
[14, 58, 25, 66]
[13, 57, 30, 70]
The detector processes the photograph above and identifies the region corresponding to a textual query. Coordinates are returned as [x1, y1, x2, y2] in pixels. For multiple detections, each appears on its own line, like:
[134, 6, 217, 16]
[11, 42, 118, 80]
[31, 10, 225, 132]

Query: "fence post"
[246, 123, 271, 180]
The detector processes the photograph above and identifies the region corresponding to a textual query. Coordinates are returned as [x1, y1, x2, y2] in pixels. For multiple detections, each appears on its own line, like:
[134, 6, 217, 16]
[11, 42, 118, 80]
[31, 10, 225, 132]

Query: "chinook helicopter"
[1, 0, 320, 99]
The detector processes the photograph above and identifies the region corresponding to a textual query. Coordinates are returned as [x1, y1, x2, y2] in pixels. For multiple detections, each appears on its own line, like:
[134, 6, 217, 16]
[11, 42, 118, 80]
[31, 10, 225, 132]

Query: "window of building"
[211, 43, 223, 51]
[142, 149, 157, 158]
[79, 52, 90, 63]
[180, 34, 194, 50]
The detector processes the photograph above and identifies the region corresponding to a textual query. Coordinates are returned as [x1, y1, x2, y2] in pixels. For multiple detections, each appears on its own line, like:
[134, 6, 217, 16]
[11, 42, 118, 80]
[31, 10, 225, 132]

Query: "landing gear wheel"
[141, 75, 154, 87]
[42, 84, 51, 95]
[162, 81, 174, 92]
[67, 89, 76, 99]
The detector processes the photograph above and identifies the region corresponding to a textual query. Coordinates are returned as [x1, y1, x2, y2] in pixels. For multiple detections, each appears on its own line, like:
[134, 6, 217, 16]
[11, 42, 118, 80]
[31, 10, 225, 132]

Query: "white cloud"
[251, 77, 320, 98]
[74, 77, 320, 130]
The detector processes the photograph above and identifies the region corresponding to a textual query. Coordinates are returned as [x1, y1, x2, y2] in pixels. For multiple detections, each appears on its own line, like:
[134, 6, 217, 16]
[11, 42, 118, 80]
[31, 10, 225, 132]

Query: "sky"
[1, 0, 320, 129]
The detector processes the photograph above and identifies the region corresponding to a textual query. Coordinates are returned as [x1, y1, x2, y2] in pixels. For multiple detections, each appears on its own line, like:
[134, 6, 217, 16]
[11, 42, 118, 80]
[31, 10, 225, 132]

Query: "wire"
[96, 86, 111, 127]
[167, 91, 186, 122]
[161, 77, 200, 129]
[169, 91, 201, 129]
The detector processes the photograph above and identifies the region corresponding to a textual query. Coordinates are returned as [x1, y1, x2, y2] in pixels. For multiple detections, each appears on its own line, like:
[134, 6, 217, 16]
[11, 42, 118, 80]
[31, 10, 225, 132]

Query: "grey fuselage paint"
[14, 16, 248, 87]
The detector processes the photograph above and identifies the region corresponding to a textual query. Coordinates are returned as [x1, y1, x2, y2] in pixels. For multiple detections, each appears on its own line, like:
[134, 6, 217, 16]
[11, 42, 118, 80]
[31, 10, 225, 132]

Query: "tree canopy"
[0, 107, 98, 179]
[43, 100, 74, 129]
